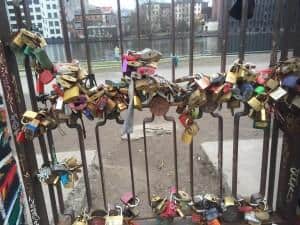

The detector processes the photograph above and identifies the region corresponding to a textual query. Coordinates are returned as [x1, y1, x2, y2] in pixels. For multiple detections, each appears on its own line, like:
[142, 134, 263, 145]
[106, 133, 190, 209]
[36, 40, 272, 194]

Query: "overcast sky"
[89, 0, 212, 10]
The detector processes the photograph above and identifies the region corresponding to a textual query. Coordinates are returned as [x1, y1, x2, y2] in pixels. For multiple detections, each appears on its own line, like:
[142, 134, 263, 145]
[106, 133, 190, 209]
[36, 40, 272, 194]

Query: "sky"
[89, 0, 212, 10]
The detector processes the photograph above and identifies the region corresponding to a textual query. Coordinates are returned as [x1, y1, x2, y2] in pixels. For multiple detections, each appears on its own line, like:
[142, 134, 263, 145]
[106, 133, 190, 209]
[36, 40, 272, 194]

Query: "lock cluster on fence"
[11, 28, 300, 147]
[70, 188, 273, 225]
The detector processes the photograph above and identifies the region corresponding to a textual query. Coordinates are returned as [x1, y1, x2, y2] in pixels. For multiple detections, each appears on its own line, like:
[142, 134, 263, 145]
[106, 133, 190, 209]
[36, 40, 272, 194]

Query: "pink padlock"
[137, 66, 156, 76]
[160, 200, 177, 218]
[121, 192, 134, 204]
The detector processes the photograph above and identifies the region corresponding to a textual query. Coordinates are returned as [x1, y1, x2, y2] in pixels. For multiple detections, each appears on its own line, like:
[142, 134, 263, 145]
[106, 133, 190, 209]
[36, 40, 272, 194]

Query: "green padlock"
[33, 48, 53, 70]
[190, 108, 203, 119]
[254, 86, 265, 95]
[24, 46, 34, 56]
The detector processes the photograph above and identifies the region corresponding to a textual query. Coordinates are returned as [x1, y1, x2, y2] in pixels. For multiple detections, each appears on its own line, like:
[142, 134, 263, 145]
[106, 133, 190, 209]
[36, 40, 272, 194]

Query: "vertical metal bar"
[13, 3, 60, 223]
[0, 43, 49, 225]
[211, 113, 224, 198]
[59, 0, 72, 62]
[46, 131, 65, 214]
[267, 119, 279, 208]
[259, 124, 271, 196]
[171, 0, 176, 82]
[143, 114, 155, 204]
[189, 0, 195, 76]
[66, 122, 92, 210]
[220, 0, 229, 73]
[80, 0, 92, 74]
[136, 0, 141, 50]
[163, 115, 179, 194]
[95, 121, 107, 210]
[76, 125, 92, 210]
[269, 0, 282, 66]
[148, 0, 152, 49]
[189, 141, 194, 198]
[232, 104, 250, 197]
[238, 0, 249, 63]
[294, 0, 300, 57]
[117, 0, 124, 56]
[127, 134, 136, 198]
[280, 0, 292, 61]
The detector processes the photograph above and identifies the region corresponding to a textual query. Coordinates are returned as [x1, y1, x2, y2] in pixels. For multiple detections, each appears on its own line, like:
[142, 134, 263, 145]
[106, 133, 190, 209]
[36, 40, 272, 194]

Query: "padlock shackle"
[127, 197, 140, 208]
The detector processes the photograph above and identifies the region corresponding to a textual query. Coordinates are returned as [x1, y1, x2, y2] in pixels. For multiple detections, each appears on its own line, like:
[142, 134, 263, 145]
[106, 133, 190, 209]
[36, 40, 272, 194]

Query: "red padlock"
[256, 68, 272, 85]
[223, 82, 232, 94]
[191, 213, 204, 223]
[52, 84, 64, 97]
[39, 69, 54, 84]
[137, 66, 156, 76]
[16, 130, 26, 143]
[160, 200, 177, 218]
[36, 78, 44, 94]
[179, 113, 193, 128]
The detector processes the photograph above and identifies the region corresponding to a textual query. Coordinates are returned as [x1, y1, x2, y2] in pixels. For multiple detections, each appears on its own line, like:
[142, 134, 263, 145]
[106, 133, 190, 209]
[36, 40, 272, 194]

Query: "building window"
[34, 0, 39, 4]
[50, 29, 55, 34]
[36, 15, 42, 20]
[10, 16, 16, 20]
[53, 4, 56, 9]
[30, 8, 33, 13]
[54, 12, 58, 18]
[9, 9, 14, 13]
[49, 21, 53, 26]
[47, 4, 51, 9]
[55, 21, 59, 26]
[56, 29, 60, 34]
[48, 13, 52, 18]
[38, 23, 42, 28]
[36, 7, 41, 12]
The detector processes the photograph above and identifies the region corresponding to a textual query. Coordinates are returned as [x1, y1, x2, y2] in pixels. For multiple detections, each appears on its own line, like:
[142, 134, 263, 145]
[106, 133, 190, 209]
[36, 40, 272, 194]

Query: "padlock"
[269, 87, 287, 101]
[137, 66, 156, 76]
[39, 70, 54, 84]
[181, 129, 193, 145]
[33, 48, 53, 70]
[190, 108, 203, 119]
[73, 217, 88, 225]
[52, 84, 64, 97]
[89, 210, 107, 225]
[250, 193, 264, 206]
[205, 208, 219, 221]
[225, 71, 238, 84]
[55, 97, 64, 111]
[160, 200, 177, 218]
[57, 77, 73, 89]
[207, 219, 221, 225]
[24, 119, 40, 133]
[89, 90, 105, 102]
[244, 211, 261, 224]
[247, 97, 263, 111]
[127, 61, 143, 68]
[227, 99, 240, 109]
[292, 95, 300, 109]
[117, 102, 127, 112]
[191, 213, 204, 224]
[16, 130, 26, 143]
[253, 120, 269, 130]
[155, 197, 167, 214]
[186, 123, 199, 136]
[133, 95, 142, 111]
[179, 113, 193, 128]
[63, 86, 80, 103]
[218, 92, 232, 104]
[12, 31, 25, 48]
[62, 74, 77, 83]
[188, 89, 207, 109]
[83, 109, 94, 120]
[23, 111, 38, 120]
[195, 76, 211, 90]
[255, 209, 270, 222]
[106, 98, 117, 112]
[265, 78, 279, 90]
[105, 206, 123, 225]
[36, 78, 45, 95]
[149, 95, 169, 116]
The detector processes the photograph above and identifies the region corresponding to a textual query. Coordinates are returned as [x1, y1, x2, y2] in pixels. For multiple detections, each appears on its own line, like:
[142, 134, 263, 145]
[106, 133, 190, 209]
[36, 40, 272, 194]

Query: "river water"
[43, 33, 272, 62]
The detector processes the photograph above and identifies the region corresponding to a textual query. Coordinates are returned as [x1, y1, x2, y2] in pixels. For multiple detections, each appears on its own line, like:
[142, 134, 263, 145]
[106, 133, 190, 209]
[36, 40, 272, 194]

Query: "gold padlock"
[265, 79, 279, 90]
[62, 74, 78, 83]
[77, 69, 88, 80]
[186, 123, 199, 136]
[188, 89, 207, 108]
[63, 86, 80, 103]
[134, 95, 142, 111]
[72, 217, 88, 225]
[247, 97, 263, 111]
[260, 108, 266, 121]
[106, 98, 117, 112]
[225, 71, 238, 84]
[23, 111, 38, 120]
[218, 92, 232, 104]
[182, 129, 193, 145]
[57, 77, 73, 89]
[224, 196, 236, 207]
[12, 32, 25, 48]
[117, 102, 127, 111]
[89, 90, 105, 102]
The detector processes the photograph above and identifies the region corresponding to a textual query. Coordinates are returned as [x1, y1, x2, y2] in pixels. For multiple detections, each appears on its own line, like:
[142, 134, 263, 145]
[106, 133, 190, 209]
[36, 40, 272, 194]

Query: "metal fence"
[0, 0, 299, 224]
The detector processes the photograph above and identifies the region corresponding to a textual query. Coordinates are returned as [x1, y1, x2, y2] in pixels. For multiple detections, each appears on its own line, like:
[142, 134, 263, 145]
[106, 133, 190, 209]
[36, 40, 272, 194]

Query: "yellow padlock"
[134, 95, 142, 111]
[63, 86, 80, 103]
[247, 97, 263, 111]
[225, 71, 238, 84]
[182, 129, 193, 145]
[23, 111, 38, 120]
[12, 32, 25, 48]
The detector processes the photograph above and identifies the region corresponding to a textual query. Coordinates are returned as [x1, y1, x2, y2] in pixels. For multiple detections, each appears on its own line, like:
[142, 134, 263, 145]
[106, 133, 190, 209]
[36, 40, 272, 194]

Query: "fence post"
[0, 3, 49, 224]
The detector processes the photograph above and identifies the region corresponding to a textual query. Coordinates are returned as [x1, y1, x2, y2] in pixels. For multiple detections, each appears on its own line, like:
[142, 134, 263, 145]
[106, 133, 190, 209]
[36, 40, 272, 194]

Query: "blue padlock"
[25, 119, 40, 133]
[205, 207, 219, 221]
[60, 173, 70, 185]
[240, 83, 254, 101]
[83, 109, 94, 120]
[282, 75, 300, 89]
